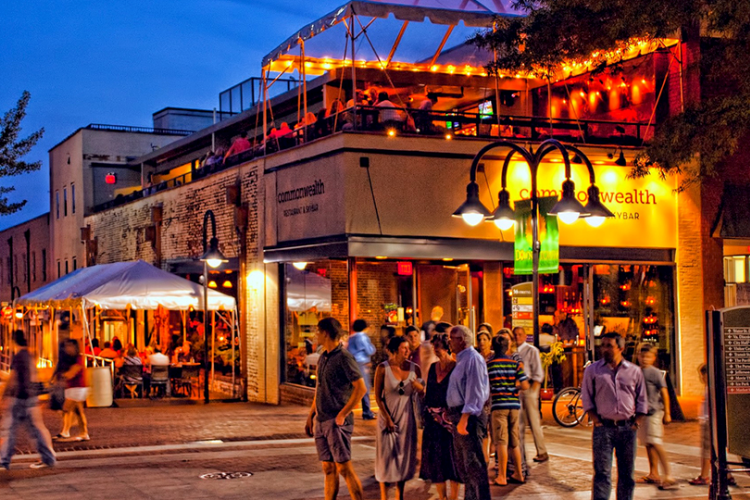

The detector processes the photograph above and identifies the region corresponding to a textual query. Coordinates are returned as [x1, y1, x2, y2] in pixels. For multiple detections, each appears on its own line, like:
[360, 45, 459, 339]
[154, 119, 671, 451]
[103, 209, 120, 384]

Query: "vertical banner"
[514, 196, 559, 275]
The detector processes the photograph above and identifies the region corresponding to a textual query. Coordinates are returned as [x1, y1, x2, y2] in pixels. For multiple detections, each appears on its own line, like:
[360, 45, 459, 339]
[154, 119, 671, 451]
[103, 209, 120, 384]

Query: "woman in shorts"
[54, 339, 90, 441]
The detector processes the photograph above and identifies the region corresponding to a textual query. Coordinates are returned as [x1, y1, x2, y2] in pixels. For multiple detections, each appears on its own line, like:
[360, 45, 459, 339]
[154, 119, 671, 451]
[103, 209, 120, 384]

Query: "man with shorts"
[305, 318, 366, 500]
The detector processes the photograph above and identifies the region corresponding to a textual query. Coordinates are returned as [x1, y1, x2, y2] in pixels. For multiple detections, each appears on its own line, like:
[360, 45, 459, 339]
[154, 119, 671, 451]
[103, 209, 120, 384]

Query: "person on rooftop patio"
[376, 92, 404, 129]
[223, 131, 251, 161]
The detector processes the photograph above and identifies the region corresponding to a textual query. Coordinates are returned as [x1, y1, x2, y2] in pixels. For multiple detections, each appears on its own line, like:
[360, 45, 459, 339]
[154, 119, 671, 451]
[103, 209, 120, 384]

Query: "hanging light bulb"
[292, 262, 308, 270]
[488, 189, 515, 230]
[452, 181, 491, 227]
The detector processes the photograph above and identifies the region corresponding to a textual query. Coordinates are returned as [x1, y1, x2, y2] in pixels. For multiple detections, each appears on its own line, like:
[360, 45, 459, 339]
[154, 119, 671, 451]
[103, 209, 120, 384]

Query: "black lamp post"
[199, 210, 227, 403]
[453, 139, 614, 348]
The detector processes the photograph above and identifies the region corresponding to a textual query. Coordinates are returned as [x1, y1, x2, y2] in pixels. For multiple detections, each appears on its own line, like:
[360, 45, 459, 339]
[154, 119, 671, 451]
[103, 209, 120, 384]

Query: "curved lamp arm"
[203, 210, 217, 253]
[534, 139, 572, 180]
[468, 140, 536, 187]
[535, 141, 596, 185]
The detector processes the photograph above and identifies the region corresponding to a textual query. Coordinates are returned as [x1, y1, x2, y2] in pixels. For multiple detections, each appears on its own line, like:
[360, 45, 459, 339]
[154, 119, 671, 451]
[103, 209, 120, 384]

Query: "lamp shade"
[583, 185, 615, 227]
[488, 189, 515, 230]
[549, 179, 588, 224]
[200, 237, 228, 268]
[452, 181, 491, 226]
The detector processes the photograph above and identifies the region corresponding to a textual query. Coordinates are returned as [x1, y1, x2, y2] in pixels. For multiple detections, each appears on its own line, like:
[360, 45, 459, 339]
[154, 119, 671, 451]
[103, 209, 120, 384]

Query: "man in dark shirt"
[0, 330, 56, 470]
[305, 318, 366, 500]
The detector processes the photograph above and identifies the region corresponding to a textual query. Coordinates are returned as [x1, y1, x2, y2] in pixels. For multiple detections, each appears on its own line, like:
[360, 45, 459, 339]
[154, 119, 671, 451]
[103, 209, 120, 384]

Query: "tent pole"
[231, 308, 236, 398]
[350, 15, 357, 127]
[211, 310, 216, 392]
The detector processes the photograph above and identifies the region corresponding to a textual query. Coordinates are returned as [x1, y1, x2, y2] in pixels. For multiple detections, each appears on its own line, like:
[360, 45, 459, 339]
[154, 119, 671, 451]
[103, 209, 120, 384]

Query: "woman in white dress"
[374, 335, 424, 500]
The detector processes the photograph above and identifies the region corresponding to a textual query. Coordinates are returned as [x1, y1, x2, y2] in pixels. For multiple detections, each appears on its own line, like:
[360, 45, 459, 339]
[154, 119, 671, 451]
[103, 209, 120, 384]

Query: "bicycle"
[551, 361, 591, 428]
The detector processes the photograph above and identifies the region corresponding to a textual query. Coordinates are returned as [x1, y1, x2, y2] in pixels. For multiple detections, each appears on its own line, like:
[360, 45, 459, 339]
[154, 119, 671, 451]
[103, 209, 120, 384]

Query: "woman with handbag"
[419, 334, 461, 500]
[374, 336, 423, 500]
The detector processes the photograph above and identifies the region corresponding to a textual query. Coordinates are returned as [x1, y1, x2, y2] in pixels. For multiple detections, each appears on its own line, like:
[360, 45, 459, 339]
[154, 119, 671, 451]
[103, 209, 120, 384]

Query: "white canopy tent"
[16, 260, 236, 311]
[15, 260, 240, 399]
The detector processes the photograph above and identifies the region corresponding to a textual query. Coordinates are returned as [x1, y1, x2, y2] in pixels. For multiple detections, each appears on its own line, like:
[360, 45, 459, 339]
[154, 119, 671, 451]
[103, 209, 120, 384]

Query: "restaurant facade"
[2, 0, 731, 403]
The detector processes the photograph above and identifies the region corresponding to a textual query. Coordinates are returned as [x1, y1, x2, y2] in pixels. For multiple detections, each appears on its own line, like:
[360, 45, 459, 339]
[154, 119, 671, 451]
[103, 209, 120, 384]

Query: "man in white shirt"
[514, 327, 549, 462]
[149, 348, 170, 367]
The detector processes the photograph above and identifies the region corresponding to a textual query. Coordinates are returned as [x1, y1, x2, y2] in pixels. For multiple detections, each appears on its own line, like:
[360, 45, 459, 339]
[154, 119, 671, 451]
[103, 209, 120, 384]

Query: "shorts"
[638, 410, 664, 445]
[700, 419, 710, 459]
[64, 387, 89, 402]
[314, 418, 354, 463]
[491, 408, 520, 448]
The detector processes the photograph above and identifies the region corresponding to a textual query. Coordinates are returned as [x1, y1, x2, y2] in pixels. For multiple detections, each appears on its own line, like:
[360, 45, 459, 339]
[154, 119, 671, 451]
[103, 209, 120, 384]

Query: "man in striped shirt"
[487, 335, 529, 486]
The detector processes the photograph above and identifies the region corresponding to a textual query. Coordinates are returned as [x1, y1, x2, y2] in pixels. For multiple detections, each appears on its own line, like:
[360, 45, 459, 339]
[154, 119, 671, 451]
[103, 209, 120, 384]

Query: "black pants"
[451, 413, 491, 500]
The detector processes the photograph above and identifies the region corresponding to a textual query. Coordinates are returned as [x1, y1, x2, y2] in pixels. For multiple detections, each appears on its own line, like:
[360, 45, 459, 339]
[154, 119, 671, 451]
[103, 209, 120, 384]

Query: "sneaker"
[0, 463, 9, 471]
[30, 462, 50, 469]
[362, 414, 376, 421]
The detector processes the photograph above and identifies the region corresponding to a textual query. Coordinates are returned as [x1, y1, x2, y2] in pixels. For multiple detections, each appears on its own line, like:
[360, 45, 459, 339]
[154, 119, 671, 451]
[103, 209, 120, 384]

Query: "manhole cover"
[200, 472, 254, 480]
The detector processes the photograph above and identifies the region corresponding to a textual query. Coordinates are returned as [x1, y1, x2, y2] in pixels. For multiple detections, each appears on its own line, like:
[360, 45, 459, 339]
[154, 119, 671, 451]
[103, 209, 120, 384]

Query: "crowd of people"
[305, 316, 715, 500]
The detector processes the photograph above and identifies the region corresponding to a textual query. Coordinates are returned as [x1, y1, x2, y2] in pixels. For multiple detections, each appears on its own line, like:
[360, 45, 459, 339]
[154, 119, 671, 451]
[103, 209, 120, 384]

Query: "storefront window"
[724, 255, 748, 284]
[503, 262, 677, 383]
[283, 260, 348, 387]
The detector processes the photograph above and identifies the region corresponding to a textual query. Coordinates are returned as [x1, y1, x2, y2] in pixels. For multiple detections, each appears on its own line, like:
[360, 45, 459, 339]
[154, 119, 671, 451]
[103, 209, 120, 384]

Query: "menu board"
[511, 282, 534, 341]
[721, 307, 750, 457]
[724, 327, 750, 394]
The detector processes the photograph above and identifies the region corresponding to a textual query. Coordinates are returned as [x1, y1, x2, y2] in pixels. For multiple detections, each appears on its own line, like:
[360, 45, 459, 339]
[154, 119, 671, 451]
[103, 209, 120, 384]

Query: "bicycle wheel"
[553, 387, 585, 427]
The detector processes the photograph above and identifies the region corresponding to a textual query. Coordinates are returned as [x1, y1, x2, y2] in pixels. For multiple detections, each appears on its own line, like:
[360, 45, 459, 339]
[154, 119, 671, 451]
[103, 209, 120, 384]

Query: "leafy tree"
[0, 91, 44, 214]
[471, 0, 750, 186]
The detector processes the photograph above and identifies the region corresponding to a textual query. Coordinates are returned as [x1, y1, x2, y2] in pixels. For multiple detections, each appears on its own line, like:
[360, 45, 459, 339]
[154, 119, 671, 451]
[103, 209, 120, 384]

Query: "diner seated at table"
[376, 91, 405, 129]
[149, 348, 170, 367]
[223, 132, 251, 161]
[99, 341, 118, 359]
[120, 346, 142, 378]
[172, 340, 195, 364]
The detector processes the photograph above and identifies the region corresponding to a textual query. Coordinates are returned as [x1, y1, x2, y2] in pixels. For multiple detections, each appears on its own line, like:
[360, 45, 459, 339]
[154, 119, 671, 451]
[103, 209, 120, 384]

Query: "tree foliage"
[471, 0, 750, 185]
[0, 91, 44, 214]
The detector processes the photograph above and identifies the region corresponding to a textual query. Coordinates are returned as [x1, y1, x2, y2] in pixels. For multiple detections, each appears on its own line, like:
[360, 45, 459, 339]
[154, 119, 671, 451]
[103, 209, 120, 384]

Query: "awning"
[712, 185, 750, 239]
[262, 0, 520, 67]
[16, 260, 236, 311]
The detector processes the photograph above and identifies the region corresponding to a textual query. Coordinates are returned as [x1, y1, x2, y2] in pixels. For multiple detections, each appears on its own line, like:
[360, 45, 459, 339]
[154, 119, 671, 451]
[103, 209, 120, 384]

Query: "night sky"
[0, 0, 348, 230]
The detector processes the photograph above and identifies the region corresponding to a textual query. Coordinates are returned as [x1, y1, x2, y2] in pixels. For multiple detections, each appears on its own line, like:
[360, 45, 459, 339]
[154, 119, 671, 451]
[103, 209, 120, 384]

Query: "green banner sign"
[514, 196, 559, 275]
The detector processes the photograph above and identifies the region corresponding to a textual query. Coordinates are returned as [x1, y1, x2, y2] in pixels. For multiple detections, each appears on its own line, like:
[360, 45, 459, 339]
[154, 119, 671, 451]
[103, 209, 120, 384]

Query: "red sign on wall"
[397, 261, 413, 276]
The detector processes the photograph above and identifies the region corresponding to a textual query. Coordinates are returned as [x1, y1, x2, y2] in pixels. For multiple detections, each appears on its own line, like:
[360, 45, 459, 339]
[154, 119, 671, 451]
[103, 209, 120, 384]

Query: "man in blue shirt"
[447, 325, 491, 500]
[347, 319, 376, 420]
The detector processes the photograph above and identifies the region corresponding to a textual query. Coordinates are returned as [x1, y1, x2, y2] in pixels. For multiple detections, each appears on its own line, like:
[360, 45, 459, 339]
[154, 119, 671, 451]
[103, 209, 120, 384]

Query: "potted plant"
[539, 341, 566, 400]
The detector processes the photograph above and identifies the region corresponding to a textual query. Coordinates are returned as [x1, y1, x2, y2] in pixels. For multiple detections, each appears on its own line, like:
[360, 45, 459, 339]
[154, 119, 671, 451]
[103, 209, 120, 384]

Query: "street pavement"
[0, 400, 747, 499]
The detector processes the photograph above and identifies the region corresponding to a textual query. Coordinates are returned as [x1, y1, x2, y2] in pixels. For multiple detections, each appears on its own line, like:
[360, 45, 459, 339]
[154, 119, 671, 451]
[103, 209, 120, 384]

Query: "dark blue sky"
[0, 0, 346, 230]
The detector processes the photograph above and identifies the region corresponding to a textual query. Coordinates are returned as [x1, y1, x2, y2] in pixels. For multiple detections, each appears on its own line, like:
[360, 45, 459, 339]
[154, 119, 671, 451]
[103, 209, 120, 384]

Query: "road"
[0, 401, 746, 499]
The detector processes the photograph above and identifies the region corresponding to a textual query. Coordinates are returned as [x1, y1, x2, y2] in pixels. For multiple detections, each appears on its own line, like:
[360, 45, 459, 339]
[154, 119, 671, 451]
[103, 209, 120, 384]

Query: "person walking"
[53, 338, 90, 441]
[420, 334, 461, 500]
[636, 343, 675, 489]
[0, 330, 56, 470]
[305, 318, 366, 500]
[374, 336, 422, 499]
[513, 326, 549, 463]
[446, 325, 491, 500]
[581, 332, 648, 500]
[487, 335, 529, 486]
[347, 319, 377, 420]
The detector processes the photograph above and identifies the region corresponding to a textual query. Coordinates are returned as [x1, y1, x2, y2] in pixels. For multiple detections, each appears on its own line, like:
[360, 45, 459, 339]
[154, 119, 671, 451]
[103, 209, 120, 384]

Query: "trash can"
[87, 366, 113, 407]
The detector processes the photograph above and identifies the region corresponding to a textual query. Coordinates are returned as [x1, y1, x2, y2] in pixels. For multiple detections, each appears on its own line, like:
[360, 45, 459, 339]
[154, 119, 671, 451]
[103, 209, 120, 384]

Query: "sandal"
[689, 476, 710, 486]
[51, 433, 69, 441]
[659, 480, 678, 490]
[638, 476, 659, 484]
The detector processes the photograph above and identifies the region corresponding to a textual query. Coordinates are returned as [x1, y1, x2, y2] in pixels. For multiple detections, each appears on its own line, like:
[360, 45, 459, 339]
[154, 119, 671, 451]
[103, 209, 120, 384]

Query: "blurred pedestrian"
[487, 335, 528, 486]
[514, 326, 549, 463]
[636, 343, 675, 489]
[582, 332, 648, 500]
[53, 339, 90, 442]
[374, 336, 422, 499]
[305, 318, 366, 500]
[420, 334, 461, 500]
[0, 330, 56, 470]
[447, 325, 491, 500]
[347, 319, 377, 420]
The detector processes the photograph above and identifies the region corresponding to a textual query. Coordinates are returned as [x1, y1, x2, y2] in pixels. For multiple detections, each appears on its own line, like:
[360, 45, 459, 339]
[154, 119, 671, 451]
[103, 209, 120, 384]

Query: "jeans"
[358, 363, 374, 417]
[592, 425, 637, 500]
[452, 413, 491, 500]
[0, 397, 56, 468]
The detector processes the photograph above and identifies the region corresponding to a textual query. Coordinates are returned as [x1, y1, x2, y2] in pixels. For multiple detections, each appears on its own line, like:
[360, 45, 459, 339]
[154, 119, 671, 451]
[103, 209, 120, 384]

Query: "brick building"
[0, 213, 51, 303]
[4, 3, 747, 406]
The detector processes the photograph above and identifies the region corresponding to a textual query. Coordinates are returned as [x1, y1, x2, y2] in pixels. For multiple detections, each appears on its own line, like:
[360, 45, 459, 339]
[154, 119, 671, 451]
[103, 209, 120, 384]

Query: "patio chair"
[150, 365, 170, 398]
[117, 364, 144, 399]
[175, 365, 200, 398]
